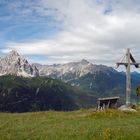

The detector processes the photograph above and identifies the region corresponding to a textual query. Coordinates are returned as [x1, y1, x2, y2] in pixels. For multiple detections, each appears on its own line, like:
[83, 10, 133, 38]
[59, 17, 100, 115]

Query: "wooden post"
[126, 48, 131, 107]
[117, 49, 139, 107]
[107, 100, 110, 108]
[97, 100, 100, 110]
[115, 101, 117, 108]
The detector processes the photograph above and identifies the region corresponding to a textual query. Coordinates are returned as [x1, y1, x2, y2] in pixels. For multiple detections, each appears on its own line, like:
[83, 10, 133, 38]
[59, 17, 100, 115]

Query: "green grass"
[0, 109, 140, 140]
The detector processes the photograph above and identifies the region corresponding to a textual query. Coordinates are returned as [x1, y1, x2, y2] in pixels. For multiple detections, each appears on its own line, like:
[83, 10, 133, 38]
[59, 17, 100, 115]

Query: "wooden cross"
[116, 48, 140, 107]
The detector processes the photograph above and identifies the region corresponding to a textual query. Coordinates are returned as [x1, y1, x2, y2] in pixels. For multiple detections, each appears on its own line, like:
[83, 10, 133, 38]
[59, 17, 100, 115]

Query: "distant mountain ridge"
[1, 51, 140, 80]
[33, 59, 117, 81]
[0, 50, 119, 80]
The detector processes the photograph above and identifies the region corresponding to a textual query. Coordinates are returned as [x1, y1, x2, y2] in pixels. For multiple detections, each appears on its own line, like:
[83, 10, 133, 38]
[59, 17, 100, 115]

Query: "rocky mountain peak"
[0, 50, 39, 77]
[4, 50, 20, 63]
[80, 59, 90, 64]
[8, 50, 20, 56]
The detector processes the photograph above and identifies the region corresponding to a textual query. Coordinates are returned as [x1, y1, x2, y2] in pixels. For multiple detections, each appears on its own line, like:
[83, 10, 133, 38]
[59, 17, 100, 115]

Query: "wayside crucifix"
[117, 48, 140, 107]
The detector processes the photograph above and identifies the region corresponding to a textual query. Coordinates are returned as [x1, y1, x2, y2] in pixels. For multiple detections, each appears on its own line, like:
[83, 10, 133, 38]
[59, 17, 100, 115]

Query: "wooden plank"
[117, 62, 140, 65]
[126, 48, 131, 106]
[98, 96, 119, 101]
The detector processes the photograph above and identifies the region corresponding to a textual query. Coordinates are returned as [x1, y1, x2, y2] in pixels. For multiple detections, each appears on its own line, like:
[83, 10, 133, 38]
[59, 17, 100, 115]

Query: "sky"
[0, 0, 140, 70]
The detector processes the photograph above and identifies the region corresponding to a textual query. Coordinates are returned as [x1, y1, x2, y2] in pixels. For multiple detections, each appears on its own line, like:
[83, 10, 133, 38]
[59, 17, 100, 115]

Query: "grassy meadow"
[0, 109, 140, 140]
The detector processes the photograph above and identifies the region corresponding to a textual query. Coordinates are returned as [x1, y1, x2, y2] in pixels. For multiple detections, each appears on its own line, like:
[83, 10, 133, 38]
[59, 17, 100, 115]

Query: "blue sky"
[0, 0, 140, 71]
[0, 0, 63, 63]
[0, 0, 62, 47]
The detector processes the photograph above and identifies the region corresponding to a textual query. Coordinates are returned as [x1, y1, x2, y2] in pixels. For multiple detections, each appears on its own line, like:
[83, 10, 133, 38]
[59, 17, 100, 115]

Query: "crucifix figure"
[117, 48, 140, 107]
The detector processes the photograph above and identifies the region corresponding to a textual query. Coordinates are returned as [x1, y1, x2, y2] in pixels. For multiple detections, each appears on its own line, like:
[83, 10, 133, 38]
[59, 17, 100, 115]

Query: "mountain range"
[32, 56, 140, 100]
[1, 50, 140, 96]
[33, 59, 117, 82]
[0, 50, 140, 112]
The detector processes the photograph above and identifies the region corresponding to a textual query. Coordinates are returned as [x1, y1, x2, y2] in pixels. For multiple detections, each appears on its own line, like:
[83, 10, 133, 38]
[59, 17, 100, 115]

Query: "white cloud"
[3, 0, 140, 68]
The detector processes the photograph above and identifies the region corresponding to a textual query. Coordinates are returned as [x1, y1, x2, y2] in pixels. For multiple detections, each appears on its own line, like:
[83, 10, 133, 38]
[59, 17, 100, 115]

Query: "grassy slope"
[0, 109, 140, 140]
